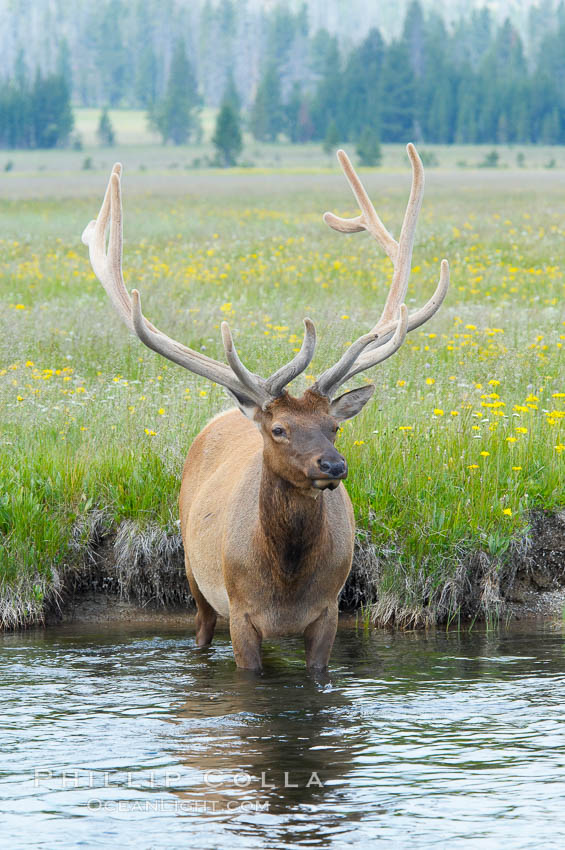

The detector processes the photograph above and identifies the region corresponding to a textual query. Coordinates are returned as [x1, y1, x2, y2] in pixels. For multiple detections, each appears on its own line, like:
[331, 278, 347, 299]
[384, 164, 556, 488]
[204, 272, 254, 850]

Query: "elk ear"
[330, 384, 375, 422]
[226, 389, 261, 421]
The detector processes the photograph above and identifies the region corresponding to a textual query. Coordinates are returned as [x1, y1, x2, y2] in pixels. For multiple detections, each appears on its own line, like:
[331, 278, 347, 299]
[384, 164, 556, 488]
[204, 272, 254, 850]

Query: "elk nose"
[317, 457, 347, 478]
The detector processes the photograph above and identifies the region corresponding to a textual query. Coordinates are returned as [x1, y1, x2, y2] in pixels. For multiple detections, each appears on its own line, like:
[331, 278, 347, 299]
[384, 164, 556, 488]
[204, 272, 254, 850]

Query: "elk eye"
[272, 426, 286, 437]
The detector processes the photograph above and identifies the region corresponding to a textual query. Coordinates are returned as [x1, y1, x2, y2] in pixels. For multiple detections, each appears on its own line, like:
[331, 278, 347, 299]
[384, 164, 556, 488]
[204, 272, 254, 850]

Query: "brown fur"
[179, 390, 356, 671]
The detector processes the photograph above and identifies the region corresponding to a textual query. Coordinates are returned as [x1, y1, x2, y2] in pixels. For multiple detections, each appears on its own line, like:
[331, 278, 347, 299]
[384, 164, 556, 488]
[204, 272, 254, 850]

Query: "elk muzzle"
[312, 453, 348, 490]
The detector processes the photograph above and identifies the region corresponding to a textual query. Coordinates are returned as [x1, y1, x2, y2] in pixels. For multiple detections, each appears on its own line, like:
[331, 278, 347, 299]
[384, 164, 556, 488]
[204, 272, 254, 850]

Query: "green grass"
[1, 144, 564, 626]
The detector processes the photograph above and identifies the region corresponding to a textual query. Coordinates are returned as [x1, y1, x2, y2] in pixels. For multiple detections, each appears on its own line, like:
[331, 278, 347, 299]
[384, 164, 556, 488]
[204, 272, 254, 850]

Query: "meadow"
[1, 134, 564, 629]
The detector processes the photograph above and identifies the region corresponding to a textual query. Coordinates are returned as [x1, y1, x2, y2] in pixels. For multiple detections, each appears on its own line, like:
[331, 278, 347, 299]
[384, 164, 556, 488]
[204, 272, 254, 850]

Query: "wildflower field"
[1, 152, 564, 628]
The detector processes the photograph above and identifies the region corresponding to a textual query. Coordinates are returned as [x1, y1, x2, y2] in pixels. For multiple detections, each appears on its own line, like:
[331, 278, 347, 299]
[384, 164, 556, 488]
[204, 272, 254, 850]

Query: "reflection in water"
[171, 639, 380, 847]
[1, 621, 565, 848]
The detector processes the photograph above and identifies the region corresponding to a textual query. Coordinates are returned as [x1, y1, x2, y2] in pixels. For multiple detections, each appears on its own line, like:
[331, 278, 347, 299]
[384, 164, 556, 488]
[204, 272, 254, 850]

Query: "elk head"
[251, 386, 375, 492]
[82, 145, 449, 491]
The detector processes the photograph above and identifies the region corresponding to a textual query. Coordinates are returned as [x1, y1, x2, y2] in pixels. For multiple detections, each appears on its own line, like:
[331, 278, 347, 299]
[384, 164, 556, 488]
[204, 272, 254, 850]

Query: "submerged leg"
[229, 609, 263, 671]
[185, 557, 217, 646]
[304, 605, 338, 670]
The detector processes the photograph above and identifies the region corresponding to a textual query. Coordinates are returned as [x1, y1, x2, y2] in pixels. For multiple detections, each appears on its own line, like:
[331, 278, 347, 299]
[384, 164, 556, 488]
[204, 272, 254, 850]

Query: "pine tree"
[0, 81, 30, 148]
[31, 70, 74, 148]
[97, 108, 116, 146]
[212, 102, 242, 166]
[310, 35, 341, 140]
[95, 0, 130, 106]
[222, 70, 241, 114]
[339, 29, 384, 141]
[323, 119, 339, 154]
[427, 77, 454, 143]
[14, 49, 28, 90]
[56, 40, 73, 92]
[250, 64, 283, 141]
[403, 0, 425, 76]
[4, 51, 32, 148]
[135, 46, 159, 108]
[418, 13, 455, 142]
[150, 39, 199, 145]
[541, 108, 560, 144]
[379, 41, 416, 142]
[356, 127, 381, 166]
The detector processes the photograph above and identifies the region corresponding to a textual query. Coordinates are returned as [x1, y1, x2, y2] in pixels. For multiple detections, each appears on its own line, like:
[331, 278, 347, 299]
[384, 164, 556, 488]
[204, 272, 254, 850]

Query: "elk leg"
[185, 557, 217, 646]
[304, 605, 338, 670]
[229, 610, 262, 671]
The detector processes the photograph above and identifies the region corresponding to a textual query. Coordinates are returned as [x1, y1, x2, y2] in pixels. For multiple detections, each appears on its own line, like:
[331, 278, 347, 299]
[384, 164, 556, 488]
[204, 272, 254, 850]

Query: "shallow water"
[1, 618, 565, 849]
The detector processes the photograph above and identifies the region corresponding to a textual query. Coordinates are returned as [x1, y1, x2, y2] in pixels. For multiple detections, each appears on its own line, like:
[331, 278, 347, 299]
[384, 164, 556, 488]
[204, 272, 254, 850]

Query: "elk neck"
[257, 461, 327, 577]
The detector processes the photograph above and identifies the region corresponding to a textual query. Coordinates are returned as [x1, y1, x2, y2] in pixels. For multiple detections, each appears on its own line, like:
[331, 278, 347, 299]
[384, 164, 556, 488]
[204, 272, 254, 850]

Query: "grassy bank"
[1, 152, 564, 628]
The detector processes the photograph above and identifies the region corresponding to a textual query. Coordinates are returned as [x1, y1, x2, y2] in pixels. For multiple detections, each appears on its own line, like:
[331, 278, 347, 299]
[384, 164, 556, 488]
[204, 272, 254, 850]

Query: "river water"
[1, 619, 565, 849]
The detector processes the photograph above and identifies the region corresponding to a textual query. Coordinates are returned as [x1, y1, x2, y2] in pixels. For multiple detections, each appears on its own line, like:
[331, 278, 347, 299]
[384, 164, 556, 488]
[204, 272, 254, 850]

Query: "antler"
[81, 164, 316, 410]
[313, 144, 449, 398]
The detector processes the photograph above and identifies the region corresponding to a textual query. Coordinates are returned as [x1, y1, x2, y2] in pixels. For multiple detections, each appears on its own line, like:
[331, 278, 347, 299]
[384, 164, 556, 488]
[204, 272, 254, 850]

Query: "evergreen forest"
[0, 0, 564, 148]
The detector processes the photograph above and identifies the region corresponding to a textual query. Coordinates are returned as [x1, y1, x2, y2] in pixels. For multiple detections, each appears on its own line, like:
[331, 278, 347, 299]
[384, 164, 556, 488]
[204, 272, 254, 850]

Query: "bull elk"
[82, 144, 449, 671]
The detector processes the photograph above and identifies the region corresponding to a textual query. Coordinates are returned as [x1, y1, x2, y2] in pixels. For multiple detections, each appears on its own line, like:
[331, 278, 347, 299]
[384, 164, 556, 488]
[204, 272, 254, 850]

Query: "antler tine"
[313, 328, 378, 398]
[360, 258, 450, 354]
[81, 163, 139, 332]
[376, 143, 424, 326]
[324, 149, 398, 262]
[339, 304, 409, 383]
[313, 144, 449, 399]
[82, 163, 131, 327]
[314, 305, 410, 397]
[266, 318, 317, 397]
[107, 169, 139, 330]
[221, 318, 317, 403]
[220, 322, 271, 406]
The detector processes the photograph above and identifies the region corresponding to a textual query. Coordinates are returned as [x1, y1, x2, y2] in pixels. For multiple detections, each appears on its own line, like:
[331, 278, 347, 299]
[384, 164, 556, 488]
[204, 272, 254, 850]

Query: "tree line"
[1, 1, 565, 150]
[251, 2, 565, 146]
[155, 2, 565, 154]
